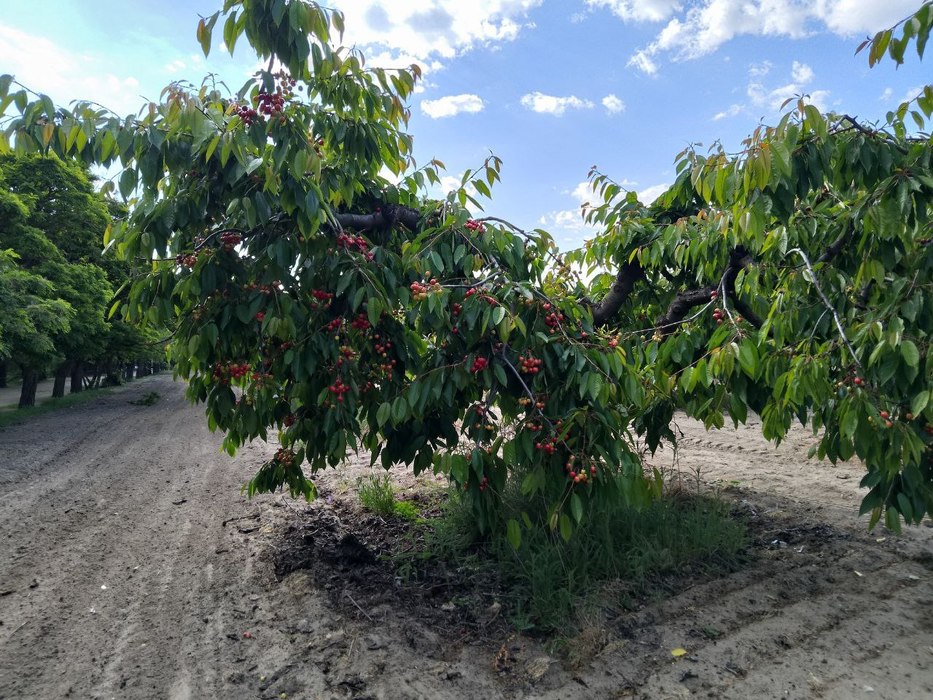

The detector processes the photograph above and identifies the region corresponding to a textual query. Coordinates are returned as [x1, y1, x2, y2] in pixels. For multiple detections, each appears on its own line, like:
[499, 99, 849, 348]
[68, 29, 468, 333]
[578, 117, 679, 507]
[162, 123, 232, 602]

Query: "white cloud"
[627, 49, 659, 75]
[791, 60, 813, 84]
[712, 103, 743, 120]
[879, 87, 893, 101]
[0, 24, 144, 116]
[420, 93, 485, 118]
[638, 183, 671, 204]
[520, 91, 594, 115]
[747, 61, 829, 112]
[538, 209, 595, 232]
[719, 61, 828, 116]
[619, 0, 921, 74]
[330, 1, 543, 72]
[584, 0, 682, 22]
[602, 94, 626, 114]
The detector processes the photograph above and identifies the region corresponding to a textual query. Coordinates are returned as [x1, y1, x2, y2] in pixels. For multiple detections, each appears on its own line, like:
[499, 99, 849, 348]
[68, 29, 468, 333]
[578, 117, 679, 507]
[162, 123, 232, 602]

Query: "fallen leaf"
[853, 570, 863, 577]
[243, 631, 253, 639]
[671, 648, 688, 658]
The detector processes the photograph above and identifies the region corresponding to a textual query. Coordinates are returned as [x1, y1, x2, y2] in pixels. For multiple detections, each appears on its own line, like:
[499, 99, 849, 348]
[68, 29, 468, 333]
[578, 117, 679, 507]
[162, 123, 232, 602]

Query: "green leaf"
[558, 513, 573, 542]
[900, 340, 919, 368]
[570, 493, 583, 524]
[911, 390, 930, 417]
[506, 519, 521, 550]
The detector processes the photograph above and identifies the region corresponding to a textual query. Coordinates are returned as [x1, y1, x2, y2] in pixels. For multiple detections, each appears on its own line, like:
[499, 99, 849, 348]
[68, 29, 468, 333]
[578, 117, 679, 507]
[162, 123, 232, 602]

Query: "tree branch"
[816, 223, 854, 265]
[333, 204, 421, 232]
[654, 247, 762, 339]
[721, 246, 763, 329]
[592, 261, 645, 326]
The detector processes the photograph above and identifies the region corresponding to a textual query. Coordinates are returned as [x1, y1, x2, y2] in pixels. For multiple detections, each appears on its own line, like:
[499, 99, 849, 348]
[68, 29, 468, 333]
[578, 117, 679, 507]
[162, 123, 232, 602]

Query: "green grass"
[357, 473, 421, 520]
[0, 386, 116, 429]
[423, 481, 748, 634]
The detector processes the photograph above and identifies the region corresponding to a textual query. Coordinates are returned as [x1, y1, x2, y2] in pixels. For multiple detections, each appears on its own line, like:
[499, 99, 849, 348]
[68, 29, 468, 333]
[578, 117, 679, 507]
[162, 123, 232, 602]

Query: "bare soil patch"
[0, 375, 930, 699]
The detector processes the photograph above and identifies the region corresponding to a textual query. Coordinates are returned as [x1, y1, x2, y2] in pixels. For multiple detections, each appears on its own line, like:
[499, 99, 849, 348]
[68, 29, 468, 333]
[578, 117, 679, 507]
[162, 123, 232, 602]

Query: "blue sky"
[1, 1, 928, 249]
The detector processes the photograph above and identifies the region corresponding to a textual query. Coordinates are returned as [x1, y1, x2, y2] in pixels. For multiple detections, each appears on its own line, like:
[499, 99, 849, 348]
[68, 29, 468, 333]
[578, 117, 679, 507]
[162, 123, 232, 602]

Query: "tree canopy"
[1, 0, 929, 534]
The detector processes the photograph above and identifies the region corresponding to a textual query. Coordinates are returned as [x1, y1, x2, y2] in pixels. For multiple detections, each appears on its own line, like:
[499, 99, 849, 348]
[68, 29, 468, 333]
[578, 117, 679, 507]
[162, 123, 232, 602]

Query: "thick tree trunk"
[0, 362, 7, 388]
[70, 361, 84, 394]
[18, 369, 39, 409]
[52, 361, 72, 399]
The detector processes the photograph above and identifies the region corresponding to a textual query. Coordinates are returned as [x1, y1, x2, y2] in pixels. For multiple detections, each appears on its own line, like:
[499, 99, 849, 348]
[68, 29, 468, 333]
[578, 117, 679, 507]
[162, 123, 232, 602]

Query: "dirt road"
[0, 374, 931, 699]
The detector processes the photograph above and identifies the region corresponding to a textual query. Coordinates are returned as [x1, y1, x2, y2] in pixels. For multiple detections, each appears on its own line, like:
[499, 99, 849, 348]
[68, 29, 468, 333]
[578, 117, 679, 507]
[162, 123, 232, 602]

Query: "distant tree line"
[0, 154, 165, 408]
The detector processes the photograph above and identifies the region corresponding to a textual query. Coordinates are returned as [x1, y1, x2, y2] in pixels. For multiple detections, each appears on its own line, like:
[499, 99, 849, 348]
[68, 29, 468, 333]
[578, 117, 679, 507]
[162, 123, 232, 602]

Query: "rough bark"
[592, 262, 645, 327]
[70, 361, 84, 394]
[52, 361, 72, 399]
[18, 368, 39, 409]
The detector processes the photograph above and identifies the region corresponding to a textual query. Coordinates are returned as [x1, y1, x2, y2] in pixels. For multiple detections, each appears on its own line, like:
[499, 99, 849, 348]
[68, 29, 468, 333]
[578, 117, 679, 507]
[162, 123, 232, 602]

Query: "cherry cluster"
[465, 219, 485, 234]
[328, 378, 351, 403]
[478, 475, 490, 493]
[520, 355, 543, 374]
[213, 361, 251, 383]
[219, 232, 242, 252]
[410, 281, 429, 301]
[543, 304, 564, 331]
[519, 395, 547, 410]
[566, 458, 597, 484]
[471, 356, 489, 373]
[336, 232, 374, 259]
[255, 311, 266, 322]
[712, 307, 725, 325]
[311, 289, 333, 304]
[235, 103, 259, 126]
[250, 370, 273, 385]
[325, 318, 342, 333]
[535, 437, 558, 455]
[274, 448, 295, 467]
[283, 414, 296, 428]
[350, 313, 371, 331]
[176, 253, 198, 268]
[373, 335, 393, 356]
[452, 302, 462, 316]
[336, 345, 356, 368]
[254, 90, 285, 119]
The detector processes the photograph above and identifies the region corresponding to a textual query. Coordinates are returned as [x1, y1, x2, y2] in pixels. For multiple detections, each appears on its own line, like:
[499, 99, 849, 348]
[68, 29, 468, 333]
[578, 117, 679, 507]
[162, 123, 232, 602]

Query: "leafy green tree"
[0, 155, 120, 396]
[0, 1, 929, 533]
[0, 248, 73, 407]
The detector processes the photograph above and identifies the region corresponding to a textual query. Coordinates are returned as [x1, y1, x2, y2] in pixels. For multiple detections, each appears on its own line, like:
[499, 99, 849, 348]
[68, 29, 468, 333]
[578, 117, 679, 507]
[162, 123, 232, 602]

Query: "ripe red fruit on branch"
[520, 355, 543, 374]
[471, 357, 489, 373]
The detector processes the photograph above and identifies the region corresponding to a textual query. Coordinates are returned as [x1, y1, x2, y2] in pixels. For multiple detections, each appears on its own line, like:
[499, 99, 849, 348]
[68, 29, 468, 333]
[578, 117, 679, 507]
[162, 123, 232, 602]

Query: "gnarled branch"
[592, 261, 645, 326]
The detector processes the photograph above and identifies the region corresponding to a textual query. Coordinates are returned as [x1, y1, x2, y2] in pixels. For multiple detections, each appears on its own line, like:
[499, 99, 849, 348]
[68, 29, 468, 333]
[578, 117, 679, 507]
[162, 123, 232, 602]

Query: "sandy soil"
[0, 374, 930, 699]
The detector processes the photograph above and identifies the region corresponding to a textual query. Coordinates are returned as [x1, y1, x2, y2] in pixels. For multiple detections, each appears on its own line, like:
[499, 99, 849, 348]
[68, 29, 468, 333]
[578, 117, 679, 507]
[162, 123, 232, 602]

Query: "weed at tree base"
[357, 473, 421, 521]
[418, 482, 748, 637]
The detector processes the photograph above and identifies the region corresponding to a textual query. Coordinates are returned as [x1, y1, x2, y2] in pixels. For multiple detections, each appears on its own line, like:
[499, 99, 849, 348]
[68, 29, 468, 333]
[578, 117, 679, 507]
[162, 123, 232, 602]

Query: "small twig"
[222, 512, 261, 527]
[344, 592, 373, 622]
[786, 248, 861, 368]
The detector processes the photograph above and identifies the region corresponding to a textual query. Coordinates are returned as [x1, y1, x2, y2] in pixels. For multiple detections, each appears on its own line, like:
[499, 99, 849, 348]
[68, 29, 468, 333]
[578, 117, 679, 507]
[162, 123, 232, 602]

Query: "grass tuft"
[357, 473, 420, 520]
[423, 480, 748, 634]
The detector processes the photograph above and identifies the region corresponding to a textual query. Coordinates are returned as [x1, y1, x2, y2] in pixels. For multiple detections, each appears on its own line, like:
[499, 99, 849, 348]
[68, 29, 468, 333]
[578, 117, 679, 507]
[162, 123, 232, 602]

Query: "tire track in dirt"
[0, 376, 282, 699]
